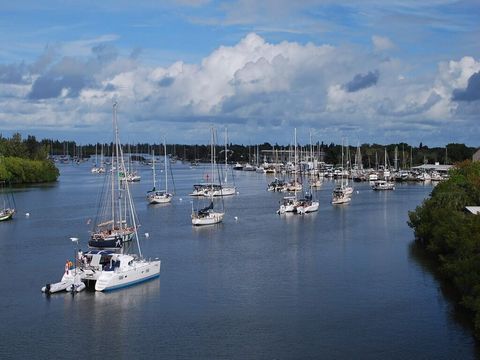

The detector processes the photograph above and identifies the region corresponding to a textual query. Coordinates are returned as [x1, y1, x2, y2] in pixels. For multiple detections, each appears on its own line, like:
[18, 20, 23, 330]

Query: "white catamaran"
[42, 103, 160, 293]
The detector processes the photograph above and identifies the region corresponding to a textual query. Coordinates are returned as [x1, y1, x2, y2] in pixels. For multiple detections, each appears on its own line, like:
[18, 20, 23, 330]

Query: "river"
[0, 161, 478, 359]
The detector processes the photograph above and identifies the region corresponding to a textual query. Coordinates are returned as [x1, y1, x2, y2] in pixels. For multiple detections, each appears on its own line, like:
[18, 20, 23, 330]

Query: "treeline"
[408, 161, 480, 338]
[48, 139, 476, 167]
[0, 133, 59, 183]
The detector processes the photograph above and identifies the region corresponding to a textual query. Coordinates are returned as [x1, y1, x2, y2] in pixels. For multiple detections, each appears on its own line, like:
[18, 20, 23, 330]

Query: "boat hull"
[0, 209, 15, 221]
[191, 212, 224, 226]
[95, 260, 161, 291]
[148, 192, 173, 204]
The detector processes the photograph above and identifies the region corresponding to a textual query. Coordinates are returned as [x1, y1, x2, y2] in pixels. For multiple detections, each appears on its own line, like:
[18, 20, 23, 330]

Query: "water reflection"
[409, 242, 480, 353]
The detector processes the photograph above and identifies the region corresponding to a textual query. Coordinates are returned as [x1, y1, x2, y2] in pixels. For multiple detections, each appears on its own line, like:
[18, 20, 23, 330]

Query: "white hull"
[190, 186, 236, 197]
[91, 167, 105, 174]
[285, 183, 302, 192]
[332, 194, 351, 205]
[210, 186, 236, 197]
[302, 201, 319, 213]
[95, 259, 161, 291]
[42, 270, 85, 294]
[191, 212, 224, 225]
[0, 208, 15, 221]
[277, 196, 297, 214]
[371, 180, 395, 190]
[148, 192, 173, 204]
[278, 204, 296, 214]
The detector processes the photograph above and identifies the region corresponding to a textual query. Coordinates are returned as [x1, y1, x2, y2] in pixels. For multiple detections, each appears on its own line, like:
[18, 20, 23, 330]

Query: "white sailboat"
[191, 128, 225, 226]
[87, 105, 141, 249]
[217, 127, 236, 196]
[147, 140, 173, 204]
[278, 128, 301, 214]
[371, 180, 395, 190]
[296, 183, 319, 214]
[0, 181, 15, 221]
[372, 148, 395, 190]
[332, 140, 352, 205]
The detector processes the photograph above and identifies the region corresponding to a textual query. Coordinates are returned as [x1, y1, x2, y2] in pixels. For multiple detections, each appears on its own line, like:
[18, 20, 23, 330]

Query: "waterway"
[0, 162, 478, 359]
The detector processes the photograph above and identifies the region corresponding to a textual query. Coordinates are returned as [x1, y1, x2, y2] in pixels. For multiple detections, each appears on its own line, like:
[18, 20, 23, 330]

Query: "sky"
[0, 0, 479, 146]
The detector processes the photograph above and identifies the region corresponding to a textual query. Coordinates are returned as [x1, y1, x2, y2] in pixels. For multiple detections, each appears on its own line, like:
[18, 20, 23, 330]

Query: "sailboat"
[147, 140, 174, 204]
[88, 106, 140, 249]
[191, 128, 225, 226]
[91, 143, 105, 174]
[278, 128, 301, 214]
[332, 140, 352, 205]
[217, 127, 236, 196]
[190, 128, 235, 197]
[343, 142, 354, 195]
[0, 181, 15, 221]
[372, 148, 395, 190]
[296, 182, 319, 214]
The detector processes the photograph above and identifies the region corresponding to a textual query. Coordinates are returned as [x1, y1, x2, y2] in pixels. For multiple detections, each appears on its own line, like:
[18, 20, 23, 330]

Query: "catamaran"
[42, 103, 160, 292]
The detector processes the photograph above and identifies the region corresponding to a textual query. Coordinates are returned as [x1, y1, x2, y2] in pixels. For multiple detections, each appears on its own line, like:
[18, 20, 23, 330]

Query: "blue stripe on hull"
[101, 273, 160, 292]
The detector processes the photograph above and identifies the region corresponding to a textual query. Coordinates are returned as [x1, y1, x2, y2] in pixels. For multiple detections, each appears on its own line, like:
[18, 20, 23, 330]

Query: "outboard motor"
[45, 284, 51, 294]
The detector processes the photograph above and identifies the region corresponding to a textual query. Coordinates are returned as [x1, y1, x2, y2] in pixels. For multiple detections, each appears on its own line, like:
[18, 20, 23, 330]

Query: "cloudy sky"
[0, 0, 479, 145]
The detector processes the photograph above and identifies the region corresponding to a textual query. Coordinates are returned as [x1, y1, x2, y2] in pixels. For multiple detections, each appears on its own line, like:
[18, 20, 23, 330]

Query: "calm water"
[0, 162, 478, 359]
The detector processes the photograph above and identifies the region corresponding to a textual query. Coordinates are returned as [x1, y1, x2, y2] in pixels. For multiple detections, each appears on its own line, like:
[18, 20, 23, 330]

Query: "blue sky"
[0, 0, 479, 146]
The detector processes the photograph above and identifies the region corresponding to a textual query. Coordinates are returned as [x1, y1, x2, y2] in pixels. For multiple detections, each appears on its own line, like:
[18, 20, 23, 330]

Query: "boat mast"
[224, 128, 228, 183]
[164, 138, 168, 193]
[394, 146, 398, 171]
[211, 127, 214, 190]
[340, 138, 344, 189]
[111, 104, 117, 232]
[152, 149, 156, 190]
[294, 128, 297, 199]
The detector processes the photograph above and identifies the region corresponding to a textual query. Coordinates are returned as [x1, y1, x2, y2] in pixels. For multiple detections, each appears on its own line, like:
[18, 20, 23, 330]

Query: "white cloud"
[1, 32, 479, 145]
[372, 35, 394, 51]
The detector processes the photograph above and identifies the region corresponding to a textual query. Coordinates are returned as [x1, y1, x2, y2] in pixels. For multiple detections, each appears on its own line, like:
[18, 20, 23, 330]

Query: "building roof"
[465, 206, 480, 215]
[411, 164, 453, 172]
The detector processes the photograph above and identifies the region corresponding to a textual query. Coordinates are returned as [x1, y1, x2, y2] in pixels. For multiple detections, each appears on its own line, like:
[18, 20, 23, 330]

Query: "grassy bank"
[408, 160, 480, 338]
[0, 157, 59, 183]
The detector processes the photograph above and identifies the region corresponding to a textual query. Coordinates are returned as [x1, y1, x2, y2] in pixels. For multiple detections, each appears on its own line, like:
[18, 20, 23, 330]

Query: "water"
[0, 162, 478, 359]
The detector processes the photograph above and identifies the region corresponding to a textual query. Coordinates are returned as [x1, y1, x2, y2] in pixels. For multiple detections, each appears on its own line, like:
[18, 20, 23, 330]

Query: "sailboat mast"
[341, 139, 345, 187]
[111, 104, 117, 231]
[211, 127, 214, 188]
[152, 149, 156, 189]
[164, 139, 168, 193]
[224, 128, 228, 183]
[294, 128, 297, 198]
[113, 103, 124, 233]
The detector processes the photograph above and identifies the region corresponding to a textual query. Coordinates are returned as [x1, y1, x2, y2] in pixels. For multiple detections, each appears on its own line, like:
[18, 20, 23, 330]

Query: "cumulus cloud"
[452, 71, 480, 101]
[1, 32, 479, 145]
[29, 57, 93, 99]
[344, 70, 379, 92]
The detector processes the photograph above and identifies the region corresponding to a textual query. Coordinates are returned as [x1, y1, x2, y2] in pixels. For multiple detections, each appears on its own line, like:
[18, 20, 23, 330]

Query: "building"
[411, 163, 453, 173]
[473, 149, 480, 162]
